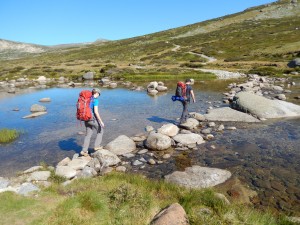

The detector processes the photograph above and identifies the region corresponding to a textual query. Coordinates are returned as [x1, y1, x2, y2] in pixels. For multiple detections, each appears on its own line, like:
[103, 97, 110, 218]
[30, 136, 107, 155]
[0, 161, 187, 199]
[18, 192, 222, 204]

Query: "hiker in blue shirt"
[180, 79, 196, 124]
[81, 88, 105, 157]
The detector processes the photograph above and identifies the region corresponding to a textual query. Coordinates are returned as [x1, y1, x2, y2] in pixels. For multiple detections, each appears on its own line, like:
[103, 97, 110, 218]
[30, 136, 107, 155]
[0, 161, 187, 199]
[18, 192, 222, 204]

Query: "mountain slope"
[0, 39, 48, 60]
[1, 0, 299, 80]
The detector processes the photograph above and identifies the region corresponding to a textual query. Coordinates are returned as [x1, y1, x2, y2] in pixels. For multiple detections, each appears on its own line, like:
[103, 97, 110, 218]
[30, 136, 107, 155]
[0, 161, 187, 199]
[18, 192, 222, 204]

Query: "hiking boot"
[80, 151, 89, 157]
[94, 146, 103, 151]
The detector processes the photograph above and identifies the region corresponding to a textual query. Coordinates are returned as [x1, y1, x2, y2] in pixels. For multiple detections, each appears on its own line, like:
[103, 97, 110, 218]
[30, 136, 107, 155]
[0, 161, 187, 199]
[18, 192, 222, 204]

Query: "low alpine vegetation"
[0, 128, 20, 143]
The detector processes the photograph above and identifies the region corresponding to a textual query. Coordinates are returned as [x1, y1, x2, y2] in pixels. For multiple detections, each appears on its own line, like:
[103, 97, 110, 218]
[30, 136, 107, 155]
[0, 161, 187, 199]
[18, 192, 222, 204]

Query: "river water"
[0, 80, 299, 215]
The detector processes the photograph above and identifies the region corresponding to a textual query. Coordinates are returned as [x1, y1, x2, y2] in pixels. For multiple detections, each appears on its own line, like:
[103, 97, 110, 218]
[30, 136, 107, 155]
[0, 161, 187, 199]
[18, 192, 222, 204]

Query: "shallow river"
[0, 80, 299, 215]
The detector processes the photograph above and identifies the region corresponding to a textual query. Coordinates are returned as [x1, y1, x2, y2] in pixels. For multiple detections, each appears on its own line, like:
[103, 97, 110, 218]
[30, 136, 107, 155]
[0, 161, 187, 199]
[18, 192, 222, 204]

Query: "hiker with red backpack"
[77, 88, 105, 157]
[172, 79, 196, 124]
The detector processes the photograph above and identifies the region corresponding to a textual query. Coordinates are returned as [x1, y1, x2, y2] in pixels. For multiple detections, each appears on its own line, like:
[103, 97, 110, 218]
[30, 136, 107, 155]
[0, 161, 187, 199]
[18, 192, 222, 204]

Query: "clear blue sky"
[0, 0, 275, 46]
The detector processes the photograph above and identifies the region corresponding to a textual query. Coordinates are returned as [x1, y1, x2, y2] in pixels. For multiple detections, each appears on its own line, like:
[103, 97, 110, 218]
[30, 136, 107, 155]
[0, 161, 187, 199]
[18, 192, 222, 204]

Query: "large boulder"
[91, 149, 121, 166]
[30, 104, 47, 112]
[83, 72, 94, 80]
[173, 133, 205, 146]
[179, 118, 199, 130]
[150, 203, 189, 225]
[157, 123, 179, 137]
[105, 135, 136, 155]
[165, 165, 232, 188]
[145, 133, 172, 151]
[204, 107, 260, 122]
[231, 92, 300, 119]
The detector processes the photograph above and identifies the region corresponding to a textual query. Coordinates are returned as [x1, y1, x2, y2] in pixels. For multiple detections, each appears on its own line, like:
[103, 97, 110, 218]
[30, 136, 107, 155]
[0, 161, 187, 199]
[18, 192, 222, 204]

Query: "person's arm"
[94, 106, 105, 127]
[191, 90, 196, 103]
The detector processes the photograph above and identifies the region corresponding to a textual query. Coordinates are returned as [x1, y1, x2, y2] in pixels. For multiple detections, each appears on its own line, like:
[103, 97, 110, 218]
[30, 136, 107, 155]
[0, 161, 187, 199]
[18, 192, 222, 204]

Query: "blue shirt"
[90, 96, 99, 115]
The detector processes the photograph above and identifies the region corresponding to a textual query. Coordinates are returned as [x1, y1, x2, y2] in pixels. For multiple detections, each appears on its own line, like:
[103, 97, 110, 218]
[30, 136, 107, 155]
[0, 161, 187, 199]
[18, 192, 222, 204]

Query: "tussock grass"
[0, 128, 20, 143]
[0, 173, 292, 225]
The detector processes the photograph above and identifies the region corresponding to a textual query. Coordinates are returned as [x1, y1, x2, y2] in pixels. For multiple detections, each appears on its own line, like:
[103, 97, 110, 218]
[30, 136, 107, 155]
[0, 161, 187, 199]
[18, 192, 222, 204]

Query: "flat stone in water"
[165, 165, 231, 188]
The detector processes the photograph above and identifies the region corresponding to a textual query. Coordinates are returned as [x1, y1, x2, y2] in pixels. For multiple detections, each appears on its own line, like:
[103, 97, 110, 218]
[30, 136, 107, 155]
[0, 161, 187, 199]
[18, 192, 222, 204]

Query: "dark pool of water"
[0, 79, 299, 215]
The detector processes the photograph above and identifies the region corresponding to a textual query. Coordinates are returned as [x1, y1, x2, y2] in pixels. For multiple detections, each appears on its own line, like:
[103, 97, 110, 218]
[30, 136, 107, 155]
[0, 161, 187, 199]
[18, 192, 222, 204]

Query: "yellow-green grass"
[0, 128, 20, 143]
[122, 72, 216, 81]
[0, 172, 293, 225]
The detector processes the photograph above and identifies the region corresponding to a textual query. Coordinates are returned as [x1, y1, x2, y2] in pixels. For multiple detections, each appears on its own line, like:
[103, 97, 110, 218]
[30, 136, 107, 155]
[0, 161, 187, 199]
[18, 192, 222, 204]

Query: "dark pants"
[180, 100, 189, 124]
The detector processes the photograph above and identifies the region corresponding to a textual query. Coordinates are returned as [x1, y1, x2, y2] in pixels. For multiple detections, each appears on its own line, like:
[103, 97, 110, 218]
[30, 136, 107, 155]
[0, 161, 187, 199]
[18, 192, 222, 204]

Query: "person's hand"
[100, 121, 105, 128]
[193, 99, 196, 103]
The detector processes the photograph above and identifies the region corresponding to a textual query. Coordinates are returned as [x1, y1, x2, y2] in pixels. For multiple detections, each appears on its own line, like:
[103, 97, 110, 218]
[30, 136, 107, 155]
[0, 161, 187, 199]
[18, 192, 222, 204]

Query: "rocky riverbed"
[0, 73, 300, 216]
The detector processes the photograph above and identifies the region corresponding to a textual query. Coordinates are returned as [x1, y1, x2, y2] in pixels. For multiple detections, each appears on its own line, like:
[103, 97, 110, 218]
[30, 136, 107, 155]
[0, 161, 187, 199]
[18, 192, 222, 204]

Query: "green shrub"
[0, 128, 20, 143]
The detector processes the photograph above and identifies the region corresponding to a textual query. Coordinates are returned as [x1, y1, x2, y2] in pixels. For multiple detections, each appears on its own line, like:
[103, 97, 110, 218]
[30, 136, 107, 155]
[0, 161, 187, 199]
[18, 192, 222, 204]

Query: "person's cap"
[92, 88, 101, 94]
[185, 78, 191, 83]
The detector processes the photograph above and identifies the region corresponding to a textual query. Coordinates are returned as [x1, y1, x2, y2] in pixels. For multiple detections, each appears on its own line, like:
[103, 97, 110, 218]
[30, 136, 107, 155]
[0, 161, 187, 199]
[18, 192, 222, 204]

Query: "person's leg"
[82, 121, 94, 153]
[94, 121, 104, 149]
[180, 101, 188, 124]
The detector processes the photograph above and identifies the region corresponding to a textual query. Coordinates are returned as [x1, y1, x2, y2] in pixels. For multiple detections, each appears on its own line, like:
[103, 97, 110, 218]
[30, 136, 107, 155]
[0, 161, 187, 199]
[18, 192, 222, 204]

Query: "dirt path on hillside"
[197, 68, 246, 79]
[188, 51, 217, 63]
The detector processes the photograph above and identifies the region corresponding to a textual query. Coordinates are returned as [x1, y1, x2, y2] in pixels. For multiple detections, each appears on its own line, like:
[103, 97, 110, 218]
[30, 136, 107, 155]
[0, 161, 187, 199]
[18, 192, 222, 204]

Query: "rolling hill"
[0, 0, 299, 81]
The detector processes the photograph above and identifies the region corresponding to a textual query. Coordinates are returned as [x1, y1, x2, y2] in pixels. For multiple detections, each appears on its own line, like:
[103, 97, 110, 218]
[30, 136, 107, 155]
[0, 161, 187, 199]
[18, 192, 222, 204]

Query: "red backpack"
[76, 90, 92, 121]
[175, 81, 186, 98]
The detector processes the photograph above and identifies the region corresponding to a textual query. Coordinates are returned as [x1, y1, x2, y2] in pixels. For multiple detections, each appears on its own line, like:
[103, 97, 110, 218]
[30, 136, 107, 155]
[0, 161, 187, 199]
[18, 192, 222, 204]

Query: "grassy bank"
[0, 173, 293, 225]
[122, 72, 216, 82]
[0, 128, 20, 143]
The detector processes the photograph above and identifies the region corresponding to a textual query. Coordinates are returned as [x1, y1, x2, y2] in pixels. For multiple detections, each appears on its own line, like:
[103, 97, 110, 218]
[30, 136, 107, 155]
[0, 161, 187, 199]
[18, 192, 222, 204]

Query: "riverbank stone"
[55, 166, 77, 179]
[17, 182, 40, 196]
[189, 112, 206, 121]
[179, 118, 199, 130]
[105, 135, 136, 155]
[145, 133, 172, 151]
[67, 158, 90, 170]
[28, 171, 51, 182]
[150, 203, 189, 225]
[0, 177, 10, 189]
[157, 123, 179, 137]
[204, 107, 260, 122]
[92, 149, 121, 167]
[173, 133, 205, 146]
[231, 92, 300, 119]
[165, 165, 231, 188]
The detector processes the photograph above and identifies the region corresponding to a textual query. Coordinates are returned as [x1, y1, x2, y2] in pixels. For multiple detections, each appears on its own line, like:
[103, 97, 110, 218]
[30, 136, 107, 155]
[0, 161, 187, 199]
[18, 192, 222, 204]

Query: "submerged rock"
[39, 98, 51, 102]
[22, 112, 47, 119]
[165, 165, 231, 188]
